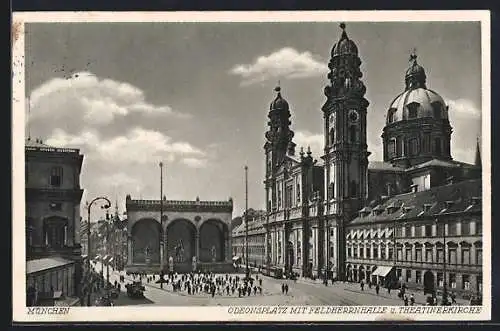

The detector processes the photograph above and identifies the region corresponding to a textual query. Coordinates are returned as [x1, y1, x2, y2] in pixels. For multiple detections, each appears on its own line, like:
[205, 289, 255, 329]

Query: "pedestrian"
[284, 283, 289, 295]
[410, 294, 415, 306]
[259, 278, 262, 287]
[450, 292, 457, 304]
[258, 286, 262, 295]
[368, 281, 372, 289]
[387, 286, 391, 294]
[360, 280, 364, 291]
[281, 283, 285, 294]
[375, 283, 380, 295]
[404, 294, 408, 306]
[253, 286, 257, 295]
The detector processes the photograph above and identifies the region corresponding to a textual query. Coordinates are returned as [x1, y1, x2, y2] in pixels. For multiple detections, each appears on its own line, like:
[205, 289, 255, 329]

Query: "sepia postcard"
[12, 10, 491, 322]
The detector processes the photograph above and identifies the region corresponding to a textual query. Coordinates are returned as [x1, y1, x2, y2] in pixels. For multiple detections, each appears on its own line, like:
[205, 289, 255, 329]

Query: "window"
[329, 246, 334, 258]
[397, 246, 403, 261]
[347, 247, 351, 258]
[416, 271, 422, 284]
[330, 228, 334, 237]
[461, 247, 470, 265]
[388, 108, 396, 123]
[425, 225, 432, 237]
[415, 245, 422, 262]
[405, 247, 412, 261]
[432, 102, 442, 119]
[477, 275, 483, 294]
[437, 272, 444, 287]
[380, 244, 386, 260]
[350, 180, 357, 197]
[388, 247, 394, 260]
[329, 128, 335, 145]
[360, 245, 364, 258]
[462, 275, 470, 290]
[349, 125, 357, 143]
[448, 247, 457, 264]
[50, 166, 63, 187]
[476, 222, 482, 235]
[434, 138, 442, 154]
[296, 184, 301, 203]
[476, 248, 483, 265]
[414, 226, 422, 237]
[409, 138, 418, 156]
[328, 182, 335, 200]
[353, 246, 358, 258]
[405, 225, 412, 237]
[437, 246, 444, 263]
[405, 269, 411, 282]
[407, 103, 419, 119]
[448, 222, 457, 236]
[461, 221, 471, 235]
[395, 227, 403, 237]
[396, 268, 402, 280]
[449, 273, 457, 289]
[388, 139, 396, 158]
[285, 186, 293, 209]
[366, 247, 370, 259]
[437, 222, 445, 236]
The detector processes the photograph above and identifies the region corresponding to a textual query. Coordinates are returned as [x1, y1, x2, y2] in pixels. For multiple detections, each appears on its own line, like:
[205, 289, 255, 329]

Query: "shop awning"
[27, 257, 74, 275]
[372, 266, 394, 277]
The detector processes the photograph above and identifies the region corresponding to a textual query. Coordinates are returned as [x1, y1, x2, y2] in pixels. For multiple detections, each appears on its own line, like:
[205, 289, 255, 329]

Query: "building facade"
[263, 85, 325, 278]
[232, 214, 266, 268]
[125, 195, 233, 273]
[25, 138, 84, 306]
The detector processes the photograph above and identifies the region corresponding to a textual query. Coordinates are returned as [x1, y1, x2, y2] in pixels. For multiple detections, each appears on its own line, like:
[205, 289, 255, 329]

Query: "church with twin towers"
[261, 23, 482, 293]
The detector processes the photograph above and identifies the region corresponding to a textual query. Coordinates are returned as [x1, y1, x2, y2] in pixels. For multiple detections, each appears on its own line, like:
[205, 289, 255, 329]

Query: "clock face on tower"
[348, 109, 359, 123]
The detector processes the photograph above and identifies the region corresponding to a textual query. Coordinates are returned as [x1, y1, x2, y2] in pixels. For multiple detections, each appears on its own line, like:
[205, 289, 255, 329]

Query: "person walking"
[284, 283, 289, 295]
[375, 283, 380, 295]
[410, 293, 415, 306]
[360, 280, 365, 291]
[281, 283, 285, 294]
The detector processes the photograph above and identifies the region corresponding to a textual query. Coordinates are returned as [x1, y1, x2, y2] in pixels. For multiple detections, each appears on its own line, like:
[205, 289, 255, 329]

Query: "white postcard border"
[12, 10, 491, 322]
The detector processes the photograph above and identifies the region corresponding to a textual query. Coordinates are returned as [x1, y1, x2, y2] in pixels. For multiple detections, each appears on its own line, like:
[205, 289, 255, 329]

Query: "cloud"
[294, 131, 324, 157]
[46, 127, 205, 165]
[181, 157, 209, 168]
[446, 98, 481, 118]
[230, 47, 328, 86]
[28, 71, 190, 127]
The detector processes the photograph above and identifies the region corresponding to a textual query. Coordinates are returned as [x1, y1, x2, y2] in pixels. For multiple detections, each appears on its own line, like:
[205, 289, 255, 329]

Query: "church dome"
[386, 53, 448, 125]
[270, 86, 289, 111]
[331, 23, 358, 57]
[386, 88, 448, 124]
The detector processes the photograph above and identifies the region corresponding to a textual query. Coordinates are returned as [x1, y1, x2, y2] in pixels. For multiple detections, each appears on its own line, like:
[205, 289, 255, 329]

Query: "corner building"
[25, 138, 84, 306]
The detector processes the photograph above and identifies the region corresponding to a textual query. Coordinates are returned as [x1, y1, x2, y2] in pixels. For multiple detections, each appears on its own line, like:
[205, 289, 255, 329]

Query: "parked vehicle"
[126, 281, 146, 298]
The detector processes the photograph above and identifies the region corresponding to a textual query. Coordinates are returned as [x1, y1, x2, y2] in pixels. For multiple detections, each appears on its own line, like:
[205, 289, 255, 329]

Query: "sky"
[24, 21, 482, 220]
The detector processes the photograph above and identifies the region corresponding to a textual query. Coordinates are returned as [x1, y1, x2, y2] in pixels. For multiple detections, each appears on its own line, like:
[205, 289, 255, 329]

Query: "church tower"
[264, 85, 296, 213]
[321, 23, 370, 280]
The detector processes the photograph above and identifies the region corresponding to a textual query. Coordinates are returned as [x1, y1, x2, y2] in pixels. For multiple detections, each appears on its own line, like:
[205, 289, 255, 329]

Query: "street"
[91, 261, 470, 307]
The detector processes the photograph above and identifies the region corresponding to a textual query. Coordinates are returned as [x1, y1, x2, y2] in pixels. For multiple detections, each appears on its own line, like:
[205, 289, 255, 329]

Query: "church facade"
[262, 22, 483, 299]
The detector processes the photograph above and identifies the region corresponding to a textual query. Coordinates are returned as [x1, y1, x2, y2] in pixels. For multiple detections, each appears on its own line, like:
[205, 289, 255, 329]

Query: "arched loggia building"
[125, 195, 233, 273]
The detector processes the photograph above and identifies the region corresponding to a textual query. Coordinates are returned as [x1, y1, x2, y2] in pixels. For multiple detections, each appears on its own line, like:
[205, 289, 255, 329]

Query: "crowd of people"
[126, 271, 271, 298]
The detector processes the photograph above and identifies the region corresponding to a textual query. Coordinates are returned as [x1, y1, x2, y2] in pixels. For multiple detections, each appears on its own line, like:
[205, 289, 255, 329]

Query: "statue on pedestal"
[192, 256, 197, 271]
[169, 256, 174, 272]
[144, 245, 151, 264]
[211, 245, 217, 262]
[175, 239, 185, 262]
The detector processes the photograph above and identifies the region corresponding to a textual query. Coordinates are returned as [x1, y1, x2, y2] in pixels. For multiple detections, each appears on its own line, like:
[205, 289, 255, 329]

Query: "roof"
[406, 159, 478, 172]
[27, 257, 75, 274]
[368, 161, 405, 172]
[350, 178, 482, 225]
[25, 138, 54, 148]
[232, 216, 267, 236]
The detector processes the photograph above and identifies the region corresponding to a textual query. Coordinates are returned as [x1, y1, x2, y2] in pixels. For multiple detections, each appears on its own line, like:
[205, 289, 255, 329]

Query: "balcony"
[27, 245, 82, 259]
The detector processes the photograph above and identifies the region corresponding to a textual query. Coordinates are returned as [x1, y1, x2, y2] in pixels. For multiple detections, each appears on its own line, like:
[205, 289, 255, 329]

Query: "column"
[127, 236, 132, 265]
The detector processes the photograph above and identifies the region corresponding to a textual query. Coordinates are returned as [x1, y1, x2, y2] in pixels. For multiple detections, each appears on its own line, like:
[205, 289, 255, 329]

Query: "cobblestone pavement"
[91, 262, 473, 307]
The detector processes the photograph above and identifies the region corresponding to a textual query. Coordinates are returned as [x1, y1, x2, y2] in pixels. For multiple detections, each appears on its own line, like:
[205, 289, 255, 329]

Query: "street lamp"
[244, 165, 250, 280]
[437, 218, 449, 305]
[159, 161, 165, 289]
[86, 196, 111, 306]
